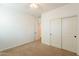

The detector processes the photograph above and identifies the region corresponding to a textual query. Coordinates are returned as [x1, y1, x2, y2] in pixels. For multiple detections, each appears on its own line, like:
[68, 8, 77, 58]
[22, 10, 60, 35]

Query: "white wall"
[41, 4, 79, 55]
[0, 5, 38, 51]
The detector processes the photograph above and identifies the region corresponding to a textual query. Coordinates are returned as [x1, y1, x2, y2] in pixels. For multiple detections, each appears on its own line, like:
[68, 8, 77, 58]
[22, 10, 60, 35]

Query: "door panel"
[62, 16, 77, 53]
[35, 22, 41, 40]
[50, 19, 61, 48]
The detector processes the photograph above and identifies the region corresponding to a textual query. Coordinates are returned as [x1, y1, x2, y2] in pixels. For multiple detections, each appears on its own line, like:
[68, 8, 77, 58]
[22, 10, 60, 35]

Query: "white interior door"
[62, 16, 77, 53]
[50, 19, 62, 48]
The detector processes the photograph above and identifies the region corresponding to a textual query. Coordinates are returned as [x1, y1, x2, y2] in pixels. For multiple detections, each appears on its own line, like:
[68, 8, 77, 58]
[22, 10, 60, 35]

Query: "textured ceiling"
[0, 3, 68, 18]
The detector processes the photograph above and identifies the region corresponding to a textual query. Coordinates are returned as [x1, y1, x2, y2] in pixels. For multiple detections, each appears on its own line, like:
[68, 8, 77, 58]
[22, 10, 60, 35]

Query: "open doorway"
[35, 19, 41, 42]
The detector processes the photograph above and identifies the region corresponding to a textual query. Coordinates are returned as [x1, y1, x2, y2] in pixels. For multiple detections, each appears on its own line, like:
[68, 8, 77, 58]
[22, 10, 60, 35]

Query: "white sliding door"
[50, 19, 62, 48]
[62, 16, 77, 53]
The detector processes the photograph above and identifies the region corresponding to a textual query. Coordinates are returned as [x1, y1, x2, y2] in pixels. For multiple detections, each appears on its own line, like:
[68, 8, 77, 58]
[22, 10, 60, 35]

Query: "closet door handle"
[74, 36, 77, 38]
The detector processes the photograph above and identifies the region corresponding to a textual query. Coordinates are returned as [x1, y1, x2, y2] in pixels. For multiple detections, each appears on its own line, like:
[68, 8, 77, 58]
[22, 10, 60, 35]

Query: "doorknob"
[74, 36, 77, 38]
[50, 33, 52, 35]
[34, 32, 36, 34]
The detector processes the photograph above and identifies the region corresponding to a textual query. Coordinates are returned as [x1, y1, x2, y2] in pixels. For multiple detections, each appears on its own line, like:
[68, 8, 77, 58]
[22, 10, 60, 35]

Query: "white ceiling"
[0, 3, 68, 18]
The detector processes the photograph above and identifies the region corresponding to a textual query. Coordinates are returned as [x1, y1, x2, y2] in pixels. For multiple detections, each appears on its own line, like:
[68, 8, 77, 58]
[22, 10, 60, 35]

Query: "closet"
[50, 15, 78, 53]
[50, 18, 62, 48]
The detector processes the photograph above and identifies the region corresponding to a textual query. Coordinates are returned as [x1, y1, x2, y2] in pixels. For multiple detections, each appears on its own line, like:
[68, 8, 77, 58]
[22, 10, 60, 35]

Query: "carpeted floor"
[0, 40, 77, 56]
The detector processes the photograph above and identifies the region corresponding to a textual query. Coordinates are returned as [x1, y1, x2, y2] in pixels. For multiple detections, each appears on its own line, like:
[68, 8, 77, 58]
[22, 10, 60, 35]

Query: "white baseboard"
[0, 40, 34, 52]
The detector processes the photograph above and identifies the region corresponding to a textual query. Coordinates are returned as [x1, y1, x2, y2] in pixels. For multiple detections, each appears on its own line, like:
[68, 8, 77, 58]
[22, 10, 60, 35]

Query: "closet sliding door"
[50, 18, 62, 48]
[62, 16, 77, 53]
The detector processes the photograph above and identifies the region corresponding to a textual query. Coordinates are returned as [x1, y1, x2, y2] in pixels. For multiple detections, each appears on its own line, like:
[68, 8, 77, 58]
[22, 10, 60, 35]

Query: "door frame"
[49, 15, 78, 54]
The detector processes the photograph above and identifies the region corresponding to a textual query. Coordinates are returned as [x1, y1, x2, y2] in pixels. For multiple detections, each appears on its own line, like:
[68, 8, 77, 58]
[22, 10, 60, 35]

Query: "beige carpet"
[0, 40, 77, 56]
